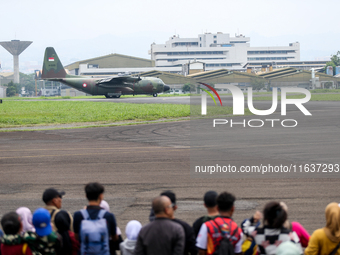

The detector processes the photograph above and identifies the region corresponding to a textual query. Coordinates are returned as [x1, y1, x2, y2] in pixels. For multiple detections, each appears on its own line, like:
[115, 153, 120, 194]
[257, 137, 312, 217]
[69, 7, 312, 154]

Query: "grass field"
[0, 101, 190, 128]
[0, 101, 252, 128]
[0, 90, 338, 128]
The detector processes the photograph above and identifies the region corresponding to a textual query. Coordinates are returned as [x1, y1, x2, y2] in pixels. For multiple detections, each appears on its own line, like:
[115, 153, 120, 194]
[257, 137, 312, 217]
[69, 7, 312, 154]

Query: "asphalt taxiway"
[0, 99, 339, 235]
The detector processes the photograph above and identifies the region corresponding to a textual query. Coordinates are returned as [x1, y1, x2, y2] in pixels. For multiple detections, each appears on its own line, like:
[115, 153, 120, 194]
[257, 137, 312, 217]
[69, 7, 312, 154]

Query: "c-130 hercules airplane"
[41, 47, 170, 98]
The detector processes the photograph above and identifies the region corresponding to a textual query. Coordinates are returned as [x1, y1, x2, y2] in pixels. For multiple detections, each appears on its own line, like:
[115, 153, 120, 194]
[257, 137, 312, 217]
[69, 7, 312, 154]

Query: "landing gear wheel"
[115, 95, 121, 98]
[105, 95, 112, 98]
[153, 93, 158, 97]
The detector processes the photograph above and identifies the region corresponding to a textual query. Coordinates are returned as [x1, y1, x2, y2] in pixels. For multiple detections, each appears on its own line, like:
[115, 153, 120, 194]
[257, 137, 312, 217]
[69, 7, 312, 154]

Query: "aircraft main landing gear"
[105, 95, 121, 98]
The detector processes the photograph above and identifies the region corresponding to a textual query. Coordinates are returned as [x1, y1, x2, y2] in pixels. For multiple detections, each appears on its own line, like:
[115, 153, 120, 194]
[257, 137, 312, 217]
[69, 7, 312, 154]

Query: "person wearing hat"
[42, 187, 73, 232]
[24, 208, 62, 255]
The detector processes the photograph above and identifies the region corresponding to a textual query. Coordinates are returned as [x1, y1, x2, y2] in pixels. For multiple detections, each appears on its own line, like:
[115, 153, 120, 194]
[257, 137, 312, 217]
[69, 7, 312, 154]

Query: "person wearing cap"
[24, 208, 62, 255]
[42, 187, 73, 232]
[192, 191, 219, 238]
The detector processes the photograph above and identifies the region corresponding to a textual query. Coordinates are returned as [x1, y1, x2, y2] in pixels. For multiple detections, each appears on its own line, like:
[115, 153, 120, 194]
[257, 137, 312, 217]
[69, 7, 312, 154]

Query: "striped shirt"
[252, 227, 302, 255]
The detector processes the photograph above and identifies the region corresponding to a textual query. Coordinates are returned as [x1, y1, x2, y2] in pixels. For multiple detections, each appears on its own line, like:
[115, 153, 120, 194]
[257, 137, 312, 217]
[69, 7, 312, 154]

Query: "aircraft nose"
[164, 85, 170, 92]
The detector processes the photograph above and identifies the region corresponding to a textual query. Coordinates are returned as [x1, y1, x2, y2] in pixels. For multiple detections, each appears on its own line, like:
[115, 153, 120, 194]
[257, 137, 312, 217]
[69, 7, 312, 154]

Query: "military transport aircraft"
[41, 47, 170, 98]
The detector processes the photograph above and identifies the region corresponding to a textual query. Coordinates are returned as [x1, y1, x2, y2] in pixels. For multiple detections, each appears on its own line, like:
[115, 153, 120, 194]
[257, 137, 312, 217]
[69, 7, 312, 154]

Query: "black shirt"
[192, 215, 218, 238]
[173, 219, 197, 255]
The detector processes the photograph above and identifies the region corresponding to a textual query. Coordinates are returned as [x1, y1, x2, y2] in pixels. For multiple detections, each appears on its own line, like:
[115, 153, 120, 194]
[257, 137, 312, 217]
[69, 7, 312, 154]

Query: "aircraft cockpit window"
[157, 79, 165, 85]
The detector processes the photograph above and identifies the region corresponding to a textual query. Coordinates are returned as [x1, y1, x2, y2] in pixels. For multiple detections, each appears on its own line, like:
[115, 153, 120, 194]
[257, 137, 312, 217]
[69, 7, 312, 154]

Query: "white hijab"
[125, 220, 142, 241]
[100, 200, 110, 212]
[16, 207, 35, 234]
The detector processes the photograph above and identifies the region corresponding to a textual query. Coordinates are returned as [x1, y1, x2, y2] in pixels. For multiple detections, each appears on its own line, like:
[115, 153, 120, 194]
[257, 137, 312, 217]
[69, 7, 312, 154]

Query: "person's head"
[204, 191, 218, 208]
[42, 188, 65, 209]
[16, 207, 35, 233]
[1, 212, 22, 235]
[125, 220, 142, 241]
[55, 211, 73, 255]
[152, 195, 174, 219]
[54, 210, 71, 233]
[263, 201, 287, 228]
[32, 208, 52, 237]
[279, 201, 290, 229]
[325, 202, 340, 238]
[216, 192, 235, 215]
[85, 182, 104, 202]
[160, 190, 177, 210]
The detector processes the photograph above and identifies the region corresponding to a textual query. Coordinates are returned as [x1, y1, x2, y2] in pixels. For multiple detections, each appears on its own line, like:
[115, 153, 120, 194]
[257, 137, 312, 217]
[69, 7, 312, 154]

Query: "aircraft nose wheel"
[153, 93, 158, 97]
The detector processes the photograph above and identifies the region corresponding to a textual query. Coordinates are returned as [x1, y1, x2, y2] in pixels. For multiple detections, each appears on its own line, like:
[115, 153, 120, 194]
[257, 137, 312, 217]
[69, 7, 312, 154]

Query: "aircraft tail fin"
[41, 47, 67, 79]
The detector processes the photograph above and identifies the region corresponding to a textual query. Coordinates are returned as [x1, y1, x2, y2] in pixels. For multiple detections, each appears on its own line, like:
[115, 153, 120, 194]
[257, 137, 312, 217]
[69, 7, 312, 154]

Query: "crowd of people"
[0, 182, 339, 255]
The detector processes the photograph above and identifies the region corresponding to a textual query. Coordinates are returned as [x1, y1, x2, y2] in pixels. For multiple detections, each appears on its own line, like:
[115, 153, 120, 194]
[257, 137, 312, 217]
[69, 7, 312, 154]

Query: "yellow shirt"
[305, 228, 340, 255]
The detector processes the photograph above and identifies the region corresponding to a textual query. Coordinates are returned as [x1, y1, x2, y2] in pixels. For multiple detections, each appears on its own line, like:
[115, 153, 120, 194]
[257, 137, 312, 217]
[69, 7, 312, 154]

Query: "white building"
[149, 32, 300, 71]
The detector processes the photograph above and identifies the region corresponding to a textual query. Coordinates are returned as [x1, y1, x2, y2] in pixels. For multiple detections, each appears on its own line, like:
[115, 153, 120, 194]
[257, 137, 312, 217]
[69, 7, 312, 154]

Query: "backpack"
[80, 209, 109, 255]
[212, 219, 239, 255]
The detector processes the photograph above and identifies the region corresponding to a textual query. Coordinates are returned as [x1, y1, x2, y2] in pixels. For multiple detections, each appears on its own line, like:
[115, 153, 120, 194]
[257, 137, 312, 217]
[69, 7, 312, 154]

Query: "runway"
[0, 100, 339, 236]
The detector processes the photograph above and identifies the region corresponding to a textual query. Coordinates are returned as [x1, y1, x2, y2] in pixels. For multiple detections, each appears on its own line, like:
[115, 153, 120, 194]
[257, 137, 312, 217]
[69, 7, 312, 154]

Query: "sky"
[0, 0, 339, 73]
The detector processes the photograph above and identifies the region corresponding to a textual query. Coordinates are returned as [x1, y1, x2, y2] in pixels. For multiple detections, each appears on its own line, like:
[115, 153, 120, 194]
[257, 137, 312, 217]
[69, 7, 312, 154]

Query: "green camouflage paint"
[41, 47, 170, 97]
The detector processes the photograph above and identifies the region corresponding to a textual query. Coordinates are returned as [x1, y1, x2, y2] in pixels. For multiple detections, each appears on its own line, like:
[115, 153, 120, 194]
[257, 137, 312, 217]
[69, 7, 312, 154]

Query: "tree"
[20, 73, 36, 95]
[324, 81, 333, 89]
[324, 51, 340, 75]
[182, 83, 196, 93]
[250, 78, 265, 92]
[5, 81, 19, 97]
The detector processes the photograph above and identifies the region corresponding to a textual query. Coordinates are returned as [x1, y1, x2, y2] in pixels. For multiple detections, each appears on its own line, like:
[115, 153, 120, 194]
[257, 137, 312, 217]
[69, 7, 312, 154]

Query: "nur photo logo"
[199, 83, 312, 128]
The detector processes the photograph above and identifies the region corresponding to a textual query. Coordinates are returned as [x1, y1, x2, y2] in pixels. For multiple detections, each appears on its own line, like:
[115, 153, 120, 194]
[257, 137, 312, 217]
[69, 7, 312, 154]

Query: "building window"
[247, 50, 296, 55]
[165, 51, 224, 56]
[247, 57, 288, 61]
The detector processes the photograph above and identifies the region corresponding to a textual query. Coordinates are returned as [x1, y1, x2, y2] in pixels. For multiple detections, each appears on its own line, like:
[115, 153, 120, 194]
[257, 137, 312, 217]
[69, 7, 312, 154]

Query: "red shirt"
[202, 216, 242, 255]
[1, 243, 32, 255]
[69, 230, 80, 255]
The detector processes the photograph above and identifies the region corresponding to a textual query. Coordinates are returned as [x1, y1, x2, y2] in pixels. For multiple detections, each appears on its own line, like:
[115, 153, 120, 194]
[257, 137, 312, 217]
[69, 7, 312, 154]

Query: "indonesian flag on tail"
[48, 57, 54, 61]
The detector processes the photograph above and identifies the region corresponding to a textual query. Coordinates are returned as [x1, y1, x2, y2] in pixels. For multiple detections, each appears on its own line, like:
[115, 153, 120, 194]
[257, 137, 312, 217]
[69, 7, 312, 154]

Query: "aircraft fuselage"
[53, 76, 169, 96]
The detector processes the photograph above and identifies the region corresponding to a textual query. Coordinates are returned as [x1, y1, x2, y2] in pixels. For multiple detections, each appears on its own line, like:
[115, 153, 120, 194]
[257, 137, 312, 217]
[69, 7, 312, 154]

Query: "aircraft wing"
[96, 76, 141, 86]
